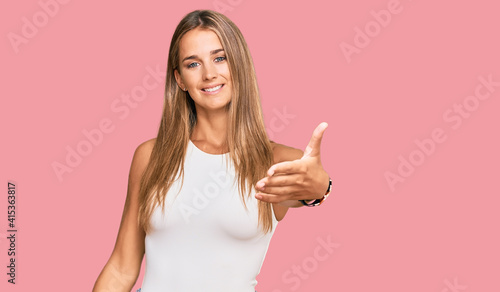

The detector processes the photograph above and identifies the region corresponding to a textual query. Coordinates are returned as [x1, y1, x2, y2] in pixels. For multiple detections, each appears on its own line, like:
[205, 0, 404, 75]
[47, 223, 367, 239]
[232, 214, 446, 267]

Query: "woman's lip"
[201, 84, 224, 95]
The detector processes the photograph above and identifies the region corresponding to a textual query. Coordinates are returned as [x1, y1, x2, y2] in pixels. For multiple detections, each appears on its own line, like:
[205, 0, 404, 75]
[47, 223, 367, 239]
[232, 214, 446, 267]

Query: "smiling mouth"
[201, 84, 224, 92]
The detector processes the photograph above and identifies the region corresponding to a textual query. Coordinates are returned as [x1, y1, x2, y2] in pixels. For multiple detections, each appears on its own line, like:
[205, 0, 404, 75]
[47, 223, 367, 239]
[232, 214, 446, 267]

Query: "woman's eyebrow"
[182, 48, 224, 63]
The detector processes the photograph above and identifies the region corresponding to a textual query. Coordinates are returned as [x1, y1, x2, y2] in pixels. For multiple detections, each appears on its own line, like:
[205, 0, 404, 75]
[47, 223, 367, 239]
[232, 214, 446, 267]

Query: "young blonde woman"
[93, 9, 332, 292]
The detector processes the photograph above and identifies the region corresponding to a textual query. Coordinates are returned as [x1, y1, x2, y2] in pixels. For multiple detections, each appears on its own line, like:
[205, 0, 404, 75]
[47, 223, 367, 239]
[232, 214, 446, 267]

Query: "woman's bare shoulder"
[130, 138, 156, 170]
[270, 141, 303, 163]
[136, 138, 156, 154]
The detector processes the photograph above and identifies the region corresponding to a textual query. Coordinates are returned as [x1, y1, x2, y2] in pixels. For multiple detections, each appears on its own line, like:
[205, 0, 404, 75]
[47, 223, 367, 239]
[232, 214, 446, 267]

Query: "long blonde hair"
[137, 10, 275, 234]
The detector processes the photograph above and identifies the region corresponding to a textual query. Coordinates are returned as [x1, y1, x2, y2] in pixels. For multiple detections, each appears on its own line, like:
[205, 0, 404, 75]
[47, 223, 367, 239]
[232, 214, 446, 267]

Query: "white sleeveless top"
[139, 140, 279, 292]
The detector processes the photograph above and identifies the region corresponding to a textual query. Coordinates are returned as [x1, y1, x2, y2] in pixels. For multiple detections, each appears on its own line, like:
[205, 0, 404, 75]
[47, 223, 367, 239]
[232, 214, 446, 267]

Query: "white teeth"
[203, 84, 222, 92]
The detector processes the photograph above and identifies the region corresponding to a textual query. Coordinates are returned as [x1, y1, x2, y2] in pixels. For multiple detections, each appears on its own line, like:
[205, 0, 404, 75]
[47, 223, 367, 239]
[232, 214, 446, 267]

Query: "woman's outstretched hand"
[255, 122, 330, 205]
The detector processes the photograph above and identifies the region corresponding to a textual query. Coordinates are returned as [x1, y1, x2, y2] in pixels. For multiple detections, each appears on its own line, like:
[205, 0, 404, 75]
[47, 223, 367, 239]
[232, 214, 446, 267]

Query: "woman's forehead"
[179, 28, 223, 57]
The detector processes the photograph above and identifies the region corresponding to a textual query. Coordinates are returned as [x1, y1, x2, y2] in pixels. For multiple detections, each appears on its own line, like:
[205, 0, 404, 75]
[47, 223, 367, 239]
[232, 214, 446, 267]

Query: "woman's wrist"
[300, 177, 332, 207]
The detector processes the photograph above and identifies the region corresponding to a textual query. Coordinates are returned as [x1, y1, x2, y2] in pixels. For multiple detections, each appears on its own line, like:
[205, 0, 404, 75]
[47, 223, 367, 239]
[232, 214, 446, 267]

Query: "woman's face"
[174, 27, 232, 113]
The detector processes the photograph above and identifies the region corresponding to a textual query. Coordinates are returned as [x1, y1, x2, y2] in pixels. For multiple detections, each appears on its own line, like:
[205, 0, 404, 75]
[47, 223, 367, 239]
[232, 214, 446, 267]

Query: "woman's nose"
[202, 63, 217, 80]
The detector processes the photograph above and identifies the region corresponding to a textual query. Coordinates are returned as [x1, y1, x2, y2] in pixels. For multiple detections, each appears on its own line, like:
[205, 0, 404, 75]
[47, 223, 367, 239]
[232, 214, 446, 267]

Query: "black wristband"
[300, 178, 332, 207]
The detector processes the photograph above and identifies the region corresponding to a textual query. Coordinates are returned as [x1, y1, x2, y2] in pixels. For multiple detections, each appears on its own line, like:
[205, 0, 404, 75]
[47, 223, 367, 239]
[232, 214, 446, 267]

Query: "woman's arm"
[92, 139, 154, 292]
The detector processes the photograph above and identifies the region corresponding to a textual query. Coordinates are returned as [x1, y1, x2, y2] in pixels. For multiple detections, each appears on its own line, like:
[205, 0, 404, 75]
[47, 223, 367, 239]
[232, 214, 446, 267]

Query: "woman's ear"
[174, 69, 185, 90]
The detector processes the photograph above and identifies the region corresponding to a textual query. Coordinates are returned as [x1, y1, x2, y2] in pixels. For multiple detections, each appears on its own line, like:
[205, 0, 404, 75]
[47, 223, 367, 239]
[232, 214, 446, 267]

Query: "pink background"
[1, 0, 499, 291]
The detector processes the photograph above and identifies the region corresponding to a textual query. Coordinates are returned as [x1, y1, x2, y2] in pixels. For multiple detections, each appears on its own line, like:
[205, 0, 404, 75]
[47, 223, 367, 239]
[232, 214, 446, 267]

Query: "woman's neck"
[190, 111, 229, 154]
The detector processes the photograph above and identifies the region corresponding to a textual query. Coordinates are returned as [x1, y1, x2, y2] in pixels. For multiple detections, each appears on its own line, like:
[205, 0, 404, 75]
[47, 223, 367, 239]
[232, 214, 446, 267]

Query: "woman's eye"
[187, 57, 225, 68]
